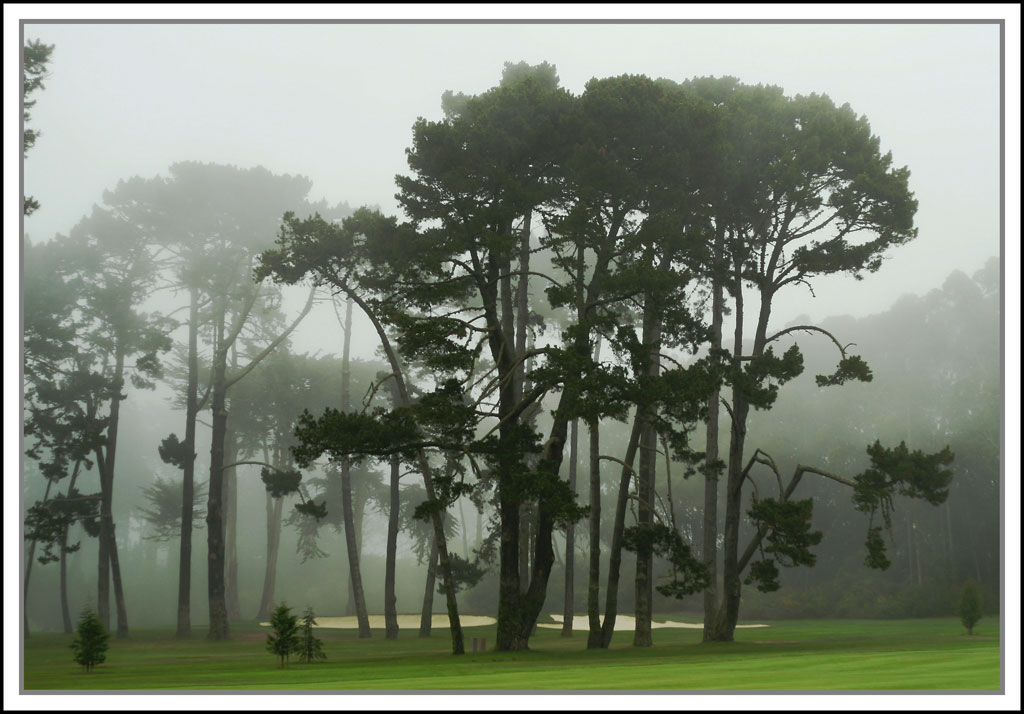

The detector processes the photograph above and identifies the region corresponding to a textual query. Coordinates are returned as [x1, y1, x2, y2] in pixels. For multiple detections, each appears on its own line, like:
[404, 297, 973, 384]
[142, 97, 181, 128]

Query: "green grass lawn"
[23, 617, 1000, 691]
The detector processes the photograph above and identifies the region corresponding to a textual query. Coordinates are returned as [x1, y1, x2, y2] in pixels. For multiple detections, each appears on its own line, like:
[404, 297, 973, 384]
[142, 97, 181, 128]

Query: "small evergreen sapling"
[958, 580, 983, 635]
[266, 602, 300, 667]
[298, 606, 327, 663]
[70, 609, 109, 672]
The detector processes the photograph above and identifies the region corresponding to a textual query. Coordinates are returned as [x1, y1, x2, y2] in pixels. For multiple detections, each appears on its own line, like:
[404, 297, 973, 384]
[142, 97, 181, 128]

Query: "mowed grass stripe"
[24, 618, 999, 691]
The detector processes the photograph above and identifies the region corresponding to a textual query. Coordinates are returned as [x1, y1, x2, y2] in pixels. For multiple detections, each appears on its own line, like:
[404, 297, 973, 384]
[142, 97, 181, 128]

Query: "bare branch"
[764, 324, 854, 357]
[225, 284, 317, 390]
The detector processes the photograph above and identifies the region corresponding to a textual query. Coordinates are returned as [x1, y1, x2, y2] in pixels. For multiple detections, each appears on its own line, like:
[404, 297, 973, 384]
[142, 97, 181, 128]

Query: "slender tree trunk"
[107, 522, 129, 638]
[24, 479, 53, 638]
[710, 262, 772, 642]
[176, 286, 199, 637]
[519, 507, 531, 594]
[586, 416, 603, 649]
[633, 420, 657, 647]
[98, 344, 129, 638]
[224, 423, 241, 621]
[59, 463, 84, 633]
[59, 546, 71, 633]
[206, 302, 231, 640]
[25, 538, 37, 639]
[341, 470, 371, 638]
[341, 287, 464, 654]
[459, 498, 470, 559]
[562, 418, 578, 637]
[586, 335, 605, 649]
[338, 297, 371, 638]
[256, 492, 284, 621]
[206, 283, 313, 639]
[633, 304, 661, 648]
[225, 345, 241, 622]
[98, 503, 110, 629]
[600, 416, 644, 648]
[702, 222, 725, 639]
[384, 454, 401, 639]
[420, 525, 439, 637]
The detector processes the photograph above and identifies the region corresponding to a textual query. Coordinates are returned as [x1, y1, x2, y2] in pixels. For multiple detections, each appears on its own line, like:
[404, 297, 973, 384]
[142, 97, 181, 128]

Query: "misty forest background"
[22, 50, 1000, 643]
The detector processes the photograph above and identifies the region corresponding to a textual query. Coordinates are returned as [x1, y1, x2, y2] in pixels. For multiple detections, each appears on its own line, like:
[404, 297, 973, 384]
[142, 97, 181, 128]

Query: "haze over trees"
[22, 56, 1000, 663]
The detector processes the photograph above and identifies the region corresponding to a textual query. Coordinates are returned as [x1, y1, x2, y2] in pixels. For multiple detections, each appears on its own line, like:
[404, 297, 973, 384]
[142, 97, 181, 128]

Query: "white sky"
[15, 16, 1006, 329]
[5, 4, 1020, 712]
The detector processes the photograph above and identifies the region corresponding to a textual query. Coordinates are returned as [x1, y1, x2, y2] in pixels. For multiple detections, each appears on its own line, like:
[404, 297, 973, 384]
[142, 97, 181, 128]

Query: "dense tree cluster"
[23, 57, 990, 659]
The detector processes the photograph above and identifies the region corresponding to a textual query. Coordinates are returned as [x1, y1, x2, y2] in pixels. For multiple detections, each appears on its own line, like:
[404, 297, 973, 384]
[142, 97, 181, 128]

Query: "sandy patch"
[536, 614, 768, 631]
[259, 614, 495, 629]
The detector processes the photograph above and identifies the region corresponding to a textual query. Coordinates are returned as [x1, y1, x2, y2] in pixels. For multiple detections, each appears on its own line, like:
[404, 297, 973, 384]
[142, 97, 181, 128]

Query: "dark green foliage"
[439, 553, 487, 595]
[622, 523, 710, 600]
[852, 440, 955, 568]
[745, 559, 782, 594]
[24, 488, 101, 564]
[293, 499, 328, 520]
[745, 498, 823, 592]
[260, 466, 302, 498]
[292, 407, 422, 466]
[23, 38, 54, 214]
[863, 526, 891, 570]
[70, 609, 109, 672]
[958, 581, 982, 635]
[815, 354, 874, 387]
[266, 603, 300, 667]
[157, 433, 194, 470]
[731, 344, 805, 411]
[137, 477, 206, 541]
[298, 607, 327, 663]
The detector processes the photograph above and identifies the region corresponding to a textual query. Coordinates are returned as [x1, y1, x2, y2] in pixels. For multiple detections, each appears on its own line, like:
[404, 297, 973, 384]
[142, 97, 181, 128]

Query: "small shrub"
[266, 602, 300, 667]
[70, 609, 109, 672]
[958, 580, 982, 635]
[298, 606, 327, 663]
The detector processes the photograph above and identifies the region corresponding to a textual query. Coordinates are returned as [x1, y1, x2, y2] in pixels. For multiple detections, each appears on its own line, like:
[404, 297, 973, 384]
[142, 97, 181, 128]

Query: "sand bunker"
[536, 614, 768, 631]
[260, 613, 766, 631]
[259, 614, 496, 629]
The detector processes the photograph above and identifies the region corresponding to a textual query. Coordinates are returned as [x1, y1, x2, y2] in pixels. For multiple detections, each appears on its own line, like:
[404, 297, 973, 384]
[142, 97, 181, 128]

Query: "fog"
[11, 10, 1014, 645]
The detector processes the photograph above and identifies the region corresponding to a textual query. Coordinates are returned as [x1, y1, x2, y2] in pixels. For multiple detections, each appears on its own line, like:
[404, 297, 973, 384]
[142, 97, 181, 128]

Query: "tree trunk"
[59, 544, 71, 633]
[225, 346, 241, 622]
[98, 344, 129, 638]
[57, 463, 86, 634]
[384, 454, 400, 640]
[341, 466, 371, 639]
[519, 506, 531, 594]
[176, 286, 199, 637]
[337, 297, 371, 638]
[633, 420, 657, 648]
[420, 524, 439, 637]
[108, 523, 129, 638]
[24, 478, 53, 638]
[702, 222, 725, 639]
[586, 416, 603, 649]
[586, 335, 605, 649]
[224, 425, 241, 621]
[562, 418, 578, 637]
[341, 288, 464, 654]
[459, 498, 470, 558]
[255, 493, 283, 621]
[600, 414, 644, 648]
[633, 303, 661, 648]
[206, 303, 231, 640]
[24, 539, 37, 639]
[709, 260, 772, 642]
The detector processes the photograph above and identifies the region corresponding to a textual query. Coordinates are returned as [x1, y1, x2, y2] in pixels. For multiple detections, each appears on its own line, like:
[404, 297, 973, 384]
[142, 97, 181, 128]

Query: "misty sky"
[17, 20, 1004, 336]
